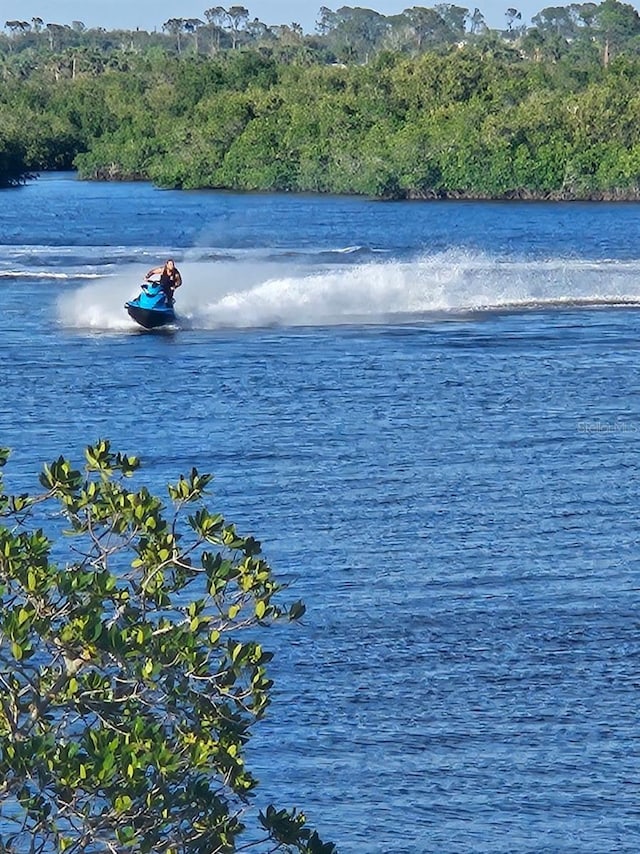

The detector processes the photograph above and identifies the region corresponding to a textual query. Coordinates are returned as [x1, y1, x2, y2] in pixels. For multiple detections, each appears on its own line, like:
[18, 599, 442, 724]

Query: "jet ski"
[125, 278, 176, 329]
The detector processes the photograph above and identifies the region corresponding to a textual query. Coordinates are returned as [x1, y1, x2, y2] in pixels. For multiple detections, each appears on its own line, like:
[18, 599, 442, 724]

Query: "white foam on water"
[57, 271, 149, 330]
[56, 252, 640, 332]
[0, 271, 102, 280]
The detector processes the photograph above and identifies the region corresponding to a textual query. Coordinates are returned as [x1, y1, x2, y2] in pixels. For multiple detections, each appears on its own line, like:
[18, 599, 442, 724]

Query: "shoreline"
[18, 169, 640, 203]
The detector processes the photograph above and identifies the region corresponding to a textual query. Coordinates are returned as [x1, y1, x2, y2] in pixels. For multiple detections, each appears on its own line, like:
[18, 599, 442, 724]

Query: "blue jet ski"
[125, 279, 176, 329]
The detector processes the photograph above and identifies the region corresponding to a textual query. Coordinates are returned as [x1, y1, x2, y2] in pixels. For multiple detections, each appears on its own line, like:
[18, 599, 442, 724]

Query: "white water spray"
[57, 251, 640, 331]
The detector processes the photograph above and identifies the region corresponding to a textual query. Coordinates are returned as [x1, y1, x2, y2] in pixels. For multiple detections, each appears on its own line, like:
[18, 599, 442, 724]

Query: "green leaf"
[11, 641, 23, 661]
[115, 794, 133, 813]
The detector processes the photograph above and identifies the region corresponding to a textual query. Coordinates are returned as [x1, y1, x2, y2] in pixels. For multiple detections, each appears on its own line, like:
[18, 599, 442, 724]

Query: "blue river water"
[1, 173, 640, 852]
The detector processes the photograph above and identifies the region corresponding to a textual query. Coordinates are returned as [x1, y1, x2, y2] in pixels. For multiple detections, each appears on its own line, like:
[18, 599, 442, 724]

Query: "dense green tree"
[395, 6, 452, 52]
[163, 18, 186, 54]
[184, 18, 206, 53]
[204, 6, 230, 52]
[435, 4, 470, 37]
[4, 20, 30, 37]
[0, 127, 30, 186]
[0, 441, 336, 853]
[321, 6, 390, 61]
[593, 0, 640, 63]
[228, 6, 250, 48]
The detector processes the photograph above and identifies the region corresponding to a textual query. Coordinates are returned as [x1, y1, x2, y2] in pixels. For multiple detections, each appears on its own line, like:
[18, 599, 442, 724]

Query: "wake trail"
[57, 252, 640, 331]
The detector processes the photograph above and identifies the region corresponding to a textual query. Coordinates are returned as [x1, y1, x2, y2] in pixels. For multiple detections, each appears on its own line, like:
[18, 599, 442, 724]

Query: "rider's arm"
[174, 270, 183, 288]
[146, 266, 162, 279]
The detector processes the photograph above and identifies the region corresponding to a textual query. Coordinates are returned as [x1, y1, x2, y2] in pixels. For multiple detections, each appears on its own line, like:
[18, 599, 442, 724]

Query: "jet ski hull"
[125, 281, 177, 329]
[125, 303, 176, 329]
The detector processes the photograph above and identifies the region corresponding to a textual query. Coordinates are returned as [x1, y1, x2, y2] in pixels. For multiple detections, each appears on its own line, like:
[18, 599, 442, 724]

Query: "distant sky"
[1, 1, 562, 34]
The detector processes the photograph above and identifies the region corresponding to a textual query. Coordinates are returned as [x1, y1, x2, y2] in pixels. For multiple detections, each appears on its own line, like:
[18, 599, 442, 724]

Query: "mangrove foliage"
[0, 440, 335, 853]
[3, 2, 640, 198]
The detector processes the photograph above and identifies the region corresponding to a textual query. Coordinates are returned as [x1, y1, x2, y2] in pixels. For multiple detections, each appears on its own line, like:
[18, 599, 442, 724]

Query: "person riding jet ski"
[145, 258, 182, 305]
[125, 258, 182, 329]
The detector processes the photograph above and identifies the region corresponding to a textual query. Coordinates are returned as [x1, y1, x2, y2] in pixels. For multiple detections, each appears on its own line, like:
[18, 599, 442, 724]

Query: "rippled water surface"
[2, 174, 640, 852]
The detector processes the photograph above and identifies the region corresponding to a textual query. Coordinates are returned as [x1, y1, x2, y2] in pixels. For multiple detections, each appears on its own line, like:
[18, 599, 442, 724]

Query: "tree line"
[3, 2, 639, 63]
[3, 1, 640, 198]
